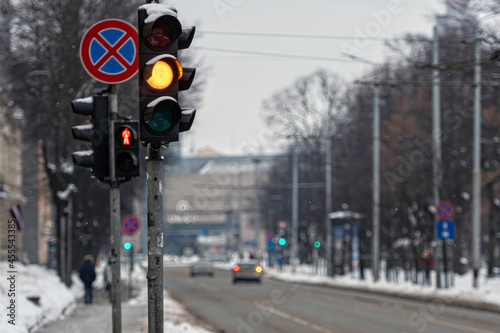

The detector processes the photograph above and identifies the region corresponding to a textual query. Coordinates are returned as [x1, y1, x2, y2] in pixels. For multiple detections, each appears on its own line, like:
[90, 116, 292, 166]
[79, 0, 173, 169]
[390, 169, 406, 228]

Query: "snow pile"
[126, 262, 215, 332]
[0, 262, 80, 333]
[267, 264, 500, 311]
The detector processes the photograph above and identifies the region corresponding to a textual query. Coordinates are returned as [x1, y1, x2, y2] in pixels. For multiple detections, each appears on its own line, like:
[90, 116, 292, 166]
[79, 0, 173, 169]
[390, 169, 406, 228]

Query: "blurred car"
[190, 260, 214, 277]
[232, 261, 263, 284]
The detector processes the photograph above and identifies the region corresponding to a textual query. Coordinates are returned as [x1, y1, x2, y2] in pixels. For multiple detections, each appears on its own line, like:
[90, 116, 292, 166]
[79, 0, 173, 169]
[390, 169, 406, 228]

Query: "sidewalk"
[35, 288, 147, 333]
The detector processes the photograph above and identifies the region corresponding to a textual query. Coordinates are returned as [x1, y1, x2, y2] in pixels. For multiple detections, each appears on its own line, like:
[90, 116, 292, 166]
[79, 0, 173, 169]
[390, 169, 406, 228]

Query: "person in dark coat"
[79, 255, 96, 304]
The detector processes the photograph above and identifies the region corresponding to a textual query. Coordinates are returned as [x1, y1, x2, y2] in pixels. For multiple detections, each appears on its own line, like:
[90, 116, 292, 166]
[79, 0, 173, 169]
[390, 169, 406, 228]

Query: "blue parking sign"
[436, 220, 456, 240]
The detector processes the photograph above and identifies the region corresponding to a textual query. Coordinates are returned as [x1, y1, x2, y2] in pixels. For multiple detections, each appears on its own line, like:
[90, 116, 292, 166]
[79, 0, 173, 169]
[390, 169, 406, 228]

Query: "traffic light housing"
[114, 120, 139, 179]
[72, 95, 109, 181]
[138, 4, 196, 144]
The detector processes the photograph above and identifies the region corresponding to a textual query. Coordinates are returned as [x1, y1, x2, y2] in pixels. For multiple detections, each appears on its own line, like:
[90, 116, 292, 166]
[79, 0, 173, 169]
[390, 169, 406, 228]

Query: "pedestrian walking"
[79, 255, 96, 304]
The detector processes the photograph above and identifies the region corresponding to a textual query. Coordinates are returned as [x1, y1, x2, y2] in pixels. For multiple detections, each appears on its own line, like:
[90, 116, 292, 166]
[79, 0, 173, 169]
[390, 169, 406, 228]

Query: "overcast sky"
[164, 0, 446, 156]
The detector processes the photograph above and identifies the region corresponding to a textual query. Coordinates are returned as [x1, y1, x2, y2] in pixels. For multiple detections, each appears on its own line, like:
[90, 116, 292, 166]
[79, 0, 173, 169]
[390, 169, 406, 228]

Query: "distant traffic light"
[278, 238, 286, 246]
[124, 242, 132, 250]
[71, 95, 109, 181]
[314, 241, 321, 249]
[138, 4, 196, 144]
[114, 120, 139, 179]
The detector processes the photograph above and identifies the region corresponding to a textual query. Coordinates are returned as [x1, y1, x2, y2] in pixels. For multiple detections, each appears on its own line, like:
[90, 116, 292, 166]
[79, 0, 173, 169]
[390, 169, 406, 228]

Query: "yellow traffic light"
[144, 56, 182, 91]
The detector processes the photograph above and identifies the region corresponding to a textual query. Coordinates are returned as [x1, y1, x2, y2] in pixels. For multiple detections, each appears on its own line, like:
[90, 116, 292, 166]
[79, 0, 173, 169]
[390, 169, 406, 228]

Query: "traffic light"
[314, 241, 321, 249]
[124, 242, 132, 250]
[72, 95, 109, 181]
[114, 120, 139, 179]
[278, 237, 286, 246]
[138, 4, 196, 144]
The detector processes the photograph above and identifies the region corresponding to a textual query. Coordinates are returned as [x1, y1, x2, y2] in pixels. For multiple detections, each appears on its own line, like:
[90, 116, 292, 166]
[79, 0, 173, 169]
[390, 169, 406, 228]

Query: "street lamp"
[342, 53, 381, 282]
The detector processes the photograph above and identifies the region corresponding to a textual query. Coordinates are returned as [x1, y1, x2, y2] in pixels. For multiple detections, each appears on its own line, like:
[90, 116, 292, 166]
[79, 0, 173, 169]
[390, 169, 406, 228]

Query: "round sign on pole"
[436, 201, 455, 221]
[121, 215, 140, 236]
[80, 19, 138, 84]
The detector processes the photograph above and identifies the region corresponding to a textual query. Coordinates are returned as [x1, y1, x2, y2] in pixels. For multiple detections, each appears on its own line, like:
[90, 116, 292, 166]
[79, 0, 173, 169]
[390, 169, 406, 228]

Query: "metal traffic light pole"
[108, 85, 122, 333]
[146, 143, 164, 333]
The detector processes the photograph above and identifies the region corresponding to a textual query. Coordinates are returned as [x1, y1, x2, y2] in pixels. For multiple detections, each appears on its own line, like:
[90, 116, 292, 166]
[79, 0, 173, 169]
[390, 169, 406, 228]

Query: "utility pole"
[372, 71, 381, 282]
[253, 158, 261, 253]
[432, 25, 444, 289]
[472, 23, 482, 289]
[291, 141, 299, 274]
[146, 143, 164, 333]
[109, 85, 122, 333]
[325, 135, 333, 277]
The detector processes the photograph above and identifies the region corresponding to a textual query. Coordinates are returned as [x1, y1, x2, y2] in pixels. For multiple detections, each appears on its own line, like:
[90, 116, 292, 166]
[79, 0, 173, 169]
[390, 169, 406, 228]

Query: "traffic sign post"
[435, 200, 455, 290]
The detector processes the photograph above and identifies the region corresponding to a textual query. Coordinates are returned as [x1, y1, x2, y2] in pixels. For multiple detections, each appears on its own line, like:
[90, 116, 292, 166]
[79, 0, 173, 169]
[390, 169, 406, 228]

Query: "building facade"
[163, 148, 271, 258]
[0, 105, 25, 261]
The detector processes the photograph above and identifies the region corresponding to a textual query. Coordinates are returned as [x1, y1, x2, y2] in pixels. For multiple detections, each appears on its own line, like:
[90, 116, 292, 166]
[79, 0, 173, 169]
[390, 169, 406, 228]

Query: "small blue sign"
[436, 220, 456, 240]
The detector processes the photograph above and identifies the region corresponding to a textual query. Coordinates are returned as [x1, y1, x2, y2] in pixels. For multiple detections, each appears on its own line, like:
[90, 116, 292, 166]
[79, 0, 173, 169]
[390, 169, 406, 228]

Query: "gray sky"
[165, 0, 446, 156]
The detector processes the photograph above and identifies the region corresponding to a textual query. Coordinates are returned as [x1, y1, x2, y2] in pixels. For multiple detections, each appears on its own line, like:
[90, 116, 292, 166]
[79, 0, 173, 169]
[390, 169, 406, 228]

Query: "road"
[164, 266, 500, 333]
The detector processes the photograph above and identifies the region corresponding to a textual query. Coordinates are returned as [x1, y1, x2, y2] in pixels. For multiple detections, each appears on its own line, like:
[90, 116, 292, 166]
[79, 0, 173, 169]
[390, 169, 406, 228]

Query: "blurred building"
[163, 147, 272, 258]
[0, 104, 25, 261]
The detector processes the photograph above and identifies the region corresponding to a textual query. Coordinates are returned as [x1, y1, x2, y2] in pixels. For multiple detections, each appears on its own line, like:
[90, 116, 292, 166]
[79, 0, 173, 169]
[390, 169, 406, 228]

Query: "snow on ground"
[0, 262, 82, 333]
[0, 259, 215, 333]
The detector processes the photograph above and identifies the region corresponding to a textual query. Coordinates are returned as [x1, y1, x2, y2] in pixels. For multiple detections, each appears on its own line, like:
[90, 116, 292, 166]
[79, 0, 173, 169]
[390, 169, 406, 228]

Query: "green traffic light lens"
[143, 98, 181, 134]
[124, 243, 132, 250]
[278, 238, 286, 246]
[145, 104, 175, 132]
[314, 241, 321, 248]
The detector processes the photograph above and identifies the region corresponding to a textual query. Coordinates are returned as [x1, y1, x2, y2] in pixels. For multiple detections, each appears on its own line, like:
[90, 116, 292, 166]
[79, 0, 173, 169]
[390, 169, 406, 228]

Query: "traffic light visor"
[144, 55, 182, 91]
[144, 97, 181, 133]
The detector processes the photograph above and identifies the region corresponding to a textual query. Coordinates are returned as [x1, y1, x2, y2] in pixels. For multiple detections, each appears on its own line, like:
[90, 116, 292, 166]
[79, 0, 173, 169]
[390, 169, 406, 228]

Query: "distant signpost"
[436, 220, 456, 240]
[436, 201, 455, 221]
[121, 215, 140, 236]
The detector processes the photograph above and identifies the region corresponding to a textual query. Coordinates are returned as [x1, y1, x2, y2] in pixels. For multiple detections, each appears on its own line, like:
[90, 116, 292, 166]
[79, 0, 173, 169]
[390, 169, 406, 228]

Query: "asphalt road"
[164, 266, 500, 333]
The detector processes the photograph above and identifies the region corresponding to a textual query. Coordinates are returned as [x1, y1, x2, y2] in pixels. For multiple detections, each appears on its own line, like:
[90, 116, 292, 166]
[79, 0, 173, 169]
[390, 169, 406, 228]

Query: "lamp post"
[342, 53, 380, 282]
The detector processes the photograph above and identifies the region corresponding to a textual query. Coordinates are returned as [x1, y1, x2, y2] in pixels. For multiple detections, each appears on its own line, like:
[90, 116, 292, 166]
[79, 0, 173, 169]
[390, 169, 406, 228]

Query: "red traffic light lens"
[146, 19, 173, 48]
[121, 128, 131, 146]
[115, 126, 136, 147]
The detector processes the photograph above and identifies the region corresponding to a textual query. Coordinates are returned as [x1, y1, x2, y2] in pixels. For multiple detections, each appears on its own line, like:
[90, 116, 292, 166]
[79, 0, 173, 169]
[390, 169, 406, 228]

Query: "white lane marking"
[256, 304, 331, 333]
